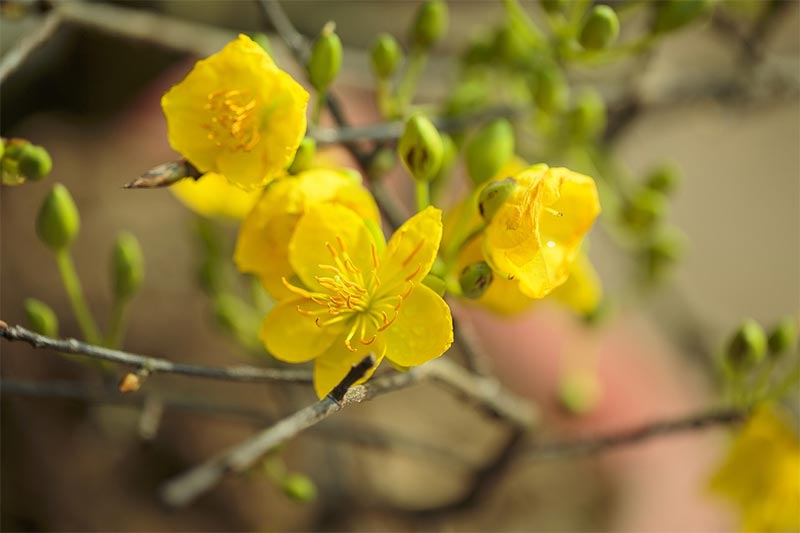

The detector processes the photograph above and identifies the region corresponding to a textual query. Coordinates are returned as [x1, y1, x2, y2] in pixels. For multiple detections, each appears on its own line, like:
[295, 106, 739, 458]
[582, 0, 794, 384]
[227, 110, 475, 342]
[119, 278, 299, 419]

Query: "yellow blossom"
[170, 172, 260, 219]
[161, 34, 309, 190]
[483, 164, 600, 299]
[234, 168, 380, 299]
[709, 406, 800, 533]
[260, 204, 453, 398]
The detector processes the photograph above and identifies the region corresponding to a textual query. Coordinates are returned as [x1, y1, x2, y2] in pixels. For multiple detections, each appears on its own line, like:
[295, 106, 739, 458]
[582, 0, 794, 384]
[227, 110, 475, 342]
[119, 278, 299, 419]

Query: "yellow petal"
[259, 299, 340, 363]
[378, 206, 442, 288]
[550, 252, 602, 314]
[313, 340, 385, 398]
[170, 172, 260, 219]
[382, 284, 453, 367]
[288, 203, 376, 291]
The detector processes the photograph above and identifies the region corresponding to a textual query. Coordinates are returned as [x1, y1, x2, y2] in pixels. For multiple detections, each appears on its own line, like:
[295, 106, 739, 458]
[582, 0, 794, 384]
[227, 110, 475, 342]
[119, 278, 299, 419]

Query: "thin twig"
[0, 323, 313, 384]
[524, 408, 748, 460]
[0, 10, 62, 83]
[160, 355, 376, 507]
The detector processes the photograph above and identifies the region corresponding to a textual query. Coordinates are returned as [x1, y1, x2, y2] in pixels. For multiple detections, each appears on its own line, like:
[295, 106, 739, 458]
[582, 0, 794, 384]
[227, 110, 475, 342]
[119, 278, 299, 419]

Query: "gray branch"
[0, 323, 313, 384]
[0, 10, 62, 83]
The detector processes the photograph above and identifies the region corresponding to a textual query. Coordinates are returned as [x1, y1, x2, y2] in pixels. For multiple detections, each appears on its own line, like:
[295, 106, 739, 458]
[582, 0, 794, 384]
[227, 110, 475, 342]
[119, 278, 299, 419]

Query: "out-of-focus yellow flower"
[161, 34, 309, 190]
[484, 164, 600, 299]
[170, 173, 260, 219]
[260, 205, 453, 398]
[709, 406, 800, 533]
[234, 168, 380, 299]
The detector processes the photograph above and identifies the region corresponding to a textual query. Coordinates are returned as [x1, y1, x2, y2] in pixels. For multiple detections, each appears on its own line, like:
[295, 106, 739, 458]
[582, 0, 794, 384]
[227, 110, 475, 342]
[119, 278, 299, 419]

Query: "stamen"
[377, 311, 398, 332]
[545, 207, 564, 217]
[371, 243, 380, 269]
[360, 335, 377, 345]
[402, 240, 425, 267]
[405, 264, 422, 282]
[325, 242, 338, 258]
[336, 235, 347, 252]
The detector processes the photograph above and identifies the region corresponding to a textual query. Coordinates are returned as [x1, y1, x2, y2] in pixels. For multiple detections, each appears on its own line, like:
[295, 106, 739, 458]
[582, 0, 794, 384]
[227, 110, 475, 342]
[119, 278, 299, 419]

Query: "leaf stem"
[55, 249, 101, 345]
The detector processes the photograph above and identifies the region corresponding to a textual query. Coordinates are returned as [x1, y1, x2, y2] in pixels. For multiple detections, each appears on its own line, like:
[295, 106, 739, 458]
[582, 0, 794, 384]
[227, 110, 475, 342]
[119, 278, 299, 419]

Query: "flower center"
[202, 89, 260, 152]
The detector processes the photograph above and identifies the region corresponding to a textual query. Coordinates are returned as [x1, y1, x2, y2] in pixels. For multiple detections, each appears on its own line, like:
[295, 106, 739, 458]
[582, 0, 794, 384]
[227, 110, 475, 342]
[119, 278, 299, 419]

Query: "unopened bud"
[17, 144, 52, 181]
[653, 0, 711, 34]
[725, 319, 767, 372]
[422, 274, 447, 297]
[307, 22, 342, 91]
[432, 133, 457, 182]
[24, 298, 58, 337]
[478, 177, 517, 222]
[282, 473, 317, 502]
[36, 183, 80, 251]
[459, 261, 493, 299]
[445, 80, 488, 116]
[767, 317, 798, 357]
[410, 0, 448, 50]
[645, 163, 681, 194]
[466, 119, 515, 186]
[0, 138, 5, 160]
[118, 372, 142, 393]
[494, 25, 528, 64]
[558, 370, 601, 415]
[568, 89, 607, 141]
[398, 113, 443, 182]
[623, 188, 667, 232]
[367, 147, 396, 179]
[540, 0, 567, 15]
[111, 231, 144, 301]
[643, 228, 684, 281]
[288, 138, 316, 174]
[579, 5, 619, 50]
[533, 68, 568, 113]
[371, 33, 402, 79]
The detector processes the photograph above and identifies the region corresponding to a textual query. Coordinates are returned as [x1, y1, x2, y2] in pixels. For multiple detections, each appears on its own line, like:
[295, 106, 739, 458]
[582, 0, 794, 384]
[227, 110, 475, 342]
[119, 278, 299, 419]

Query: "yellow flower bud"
[281, 473, 317, 502]
[410, 0, 448, 49]
[24, 298, 59, 337]
[422, 274, 447, 297]
[478, 177, 518, 222]
[398, 113, 443, 182]
[370, 33, 402, 79]
[653, 0, 711, 34]
[767, 317, 798, 357]
[466, 119, 515, 186]
[17, 144, 52, 181]
[459, 261, 494, 299]
[567, 89, 607, 142]
[36, 183, 80, 251]
[308, 22, 342, 92]
[532, 68, 568, 113]
[110, 231, 144, 301]
[579, 5, 620, 50]
[725, 319, 767, 372]
[645, 163, 681, 194]
[288, 138, 316, 174]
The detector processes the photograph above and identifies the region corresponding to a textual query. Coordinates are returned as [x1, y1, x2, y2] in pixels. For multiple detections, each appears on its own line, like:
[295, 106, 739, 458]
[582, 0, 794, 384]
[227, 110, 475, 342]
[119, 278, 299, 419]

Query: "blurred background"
[1, 0, 798, 531]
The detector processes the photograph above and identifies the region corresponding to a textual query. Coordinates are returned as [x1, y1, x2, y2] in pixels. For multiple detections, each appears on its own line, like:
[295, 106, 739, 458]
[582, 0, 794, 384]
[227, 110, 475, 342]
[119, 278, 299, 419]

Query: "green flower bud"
[281, 473, 317, 502]
[540, 0, 567, 15]
[17, 144, 52, 181]
[24, 298, 59, 337]
[370, 33, 403, 79]
[623, 188, 668, 232]
[494, 25, 528, 64]
[478, 177, 517, 222]
[288, 138, 316, 174]
[398, 113, 443, 183]
[410, 0, 448, 50]
[0, 138, 5, 160]
[36, 183, 80, 251]
[567, 89, 607, 141]
[110, 231, 144, 301]
[465, 119, 515, 186]
[422, 274, 447, 297]
[432, 133, 457, 183]
[367, 147, 396, 179]
[724, 319, 767, 372]
[445, 80, 488, 117]
[767, 317, 798, 357]
[459, 261, 493, 299]
[645, 163, 681, 194]
[643, 228, 684, 281]
[653, 0, 711, 34]
[532, 68, 568, 113]
[307, 22, 342, 91]
[579, 5, 620, 50]
[558, 370, 600, 415]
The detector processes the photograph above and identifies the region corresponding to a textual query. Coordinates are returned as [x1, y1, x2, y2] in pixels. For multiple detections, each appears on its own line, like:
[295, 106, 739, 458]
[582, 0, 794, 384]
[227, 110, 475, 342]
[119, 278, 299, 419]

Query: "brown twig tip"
[0, 320, 8, 331]
[124, 159, 201, 189]
[329, 354, 376, 403]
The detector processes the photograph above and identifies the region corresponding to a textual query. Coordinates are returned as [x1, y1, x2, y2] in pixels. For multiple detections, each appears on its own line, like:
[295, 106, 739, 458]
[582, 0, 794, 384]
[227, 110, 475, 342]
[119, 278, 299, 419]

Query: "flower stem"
[415, 181, 431, 212]
[312, 90, 326, 126]
[104, 297, 128, 349]
[55, 249, 101, 345]
[396, 47, 427, 112]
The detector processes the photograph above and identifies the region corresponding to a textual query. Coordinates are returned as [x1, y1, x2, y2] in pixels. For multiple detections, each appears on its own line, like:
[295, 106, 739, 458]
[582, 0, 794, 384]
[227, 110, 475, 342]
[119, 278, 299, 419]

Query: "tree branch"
[0, 323, 313, 384]
[0, 10, 62, 83]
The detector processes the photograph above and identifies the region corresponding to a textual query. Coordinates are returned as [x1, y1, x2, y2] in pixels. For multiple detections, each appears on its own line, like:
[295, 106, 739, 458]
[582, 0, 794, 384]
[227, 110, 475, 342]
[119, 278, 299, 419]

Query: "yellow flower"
[260, 204, 453, 398]
[161, 34, 309, 190]
[483, 164, 600, 299]
[234, 168, 380, 299]
[709, 406, 800, 533]
[170, 172, 260, 219]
